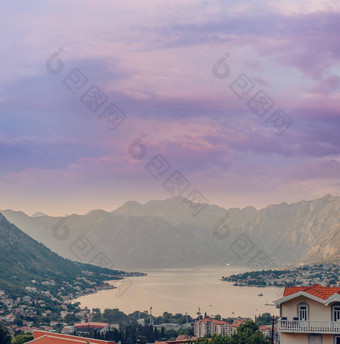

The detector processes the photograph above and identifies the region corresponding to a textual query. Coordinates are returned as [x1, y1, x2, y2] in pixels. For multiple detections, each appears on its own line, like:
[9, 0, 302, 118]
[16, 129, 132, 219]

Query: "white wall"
[281, 333, 336, 344]
[282, 296, 332, 322]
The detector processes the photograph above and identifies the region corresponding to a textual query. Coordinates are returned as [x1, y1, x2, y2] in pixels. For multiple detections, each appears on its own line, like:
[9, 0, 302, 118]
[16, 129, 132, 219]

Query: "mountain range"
[1, 194, 339, 269]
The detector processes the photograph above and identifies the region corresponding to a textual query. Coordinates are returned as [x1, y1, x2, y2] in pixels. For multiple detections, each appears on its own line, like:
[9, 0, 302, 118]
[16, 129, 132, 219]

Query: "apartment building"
[194, 318, 236, 337]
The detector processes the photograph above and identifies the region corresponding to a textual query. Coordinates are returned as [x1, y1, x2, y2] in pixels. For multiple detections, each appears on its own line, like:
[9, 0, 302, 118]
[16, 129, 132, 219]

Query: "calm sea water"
[75, 267, 282, 318]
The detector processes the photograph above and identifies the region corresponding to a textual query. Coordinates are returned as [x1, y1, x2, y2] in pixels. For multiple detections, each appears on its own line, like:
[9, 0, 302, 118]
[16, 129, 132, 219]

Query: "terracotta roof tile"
[283, 284, 340, 300]
[32, 330, 116, 344]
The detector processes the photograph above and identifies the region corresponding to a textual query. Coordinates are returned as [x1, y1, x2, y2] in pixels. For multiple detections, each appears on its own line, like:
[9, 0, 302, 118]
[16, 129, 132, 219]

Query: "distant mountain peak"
[113, 200, 144, 216]
[320, 194, 334, 200]
[123, 200, 143, 207]
[31, 212, 47, 217]
[86, 209, 110, 216]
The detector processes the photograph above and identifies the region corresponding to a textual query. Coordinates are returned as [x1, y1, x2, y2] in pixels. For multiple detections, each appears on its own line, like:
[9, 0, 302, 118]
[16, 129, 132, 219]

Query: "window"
[308, 334, 322, 344]
[332, 304, 340, 322]
[298, 302, 309, 321]
[334, 336, 340, 344]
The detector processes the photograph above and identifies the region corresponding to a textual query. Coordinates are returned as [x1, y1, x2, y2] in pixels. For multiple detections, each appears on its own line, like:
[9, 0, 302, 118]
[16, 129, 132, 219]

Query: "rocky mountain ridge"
[1, 194, 339, 269]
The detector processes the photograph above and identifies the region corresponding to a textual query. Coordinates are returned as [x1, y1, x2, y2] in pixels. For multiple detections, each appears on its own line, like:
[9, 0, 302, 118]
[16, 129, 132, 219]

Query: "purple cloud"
[0, 0, 339, 214]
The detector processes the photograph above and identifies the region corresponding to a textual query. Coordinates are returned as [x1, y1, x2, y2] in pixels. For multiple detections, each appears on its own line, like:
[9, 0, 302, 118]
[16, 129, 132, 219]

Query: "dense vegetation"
[81, 319, 269, 344]
[91, 309, 194, 326]
[0, 325, 11, 344]
[73, 309, 194, 344]
[199, 321, 268, 344]
[0, 214, 124, 298]
[74, 310, 275, 344]
[83, 323, 193, 344]
[11, 334, 33, 344]
[255, 313, 277, 326]
[0, 328, 32, 344]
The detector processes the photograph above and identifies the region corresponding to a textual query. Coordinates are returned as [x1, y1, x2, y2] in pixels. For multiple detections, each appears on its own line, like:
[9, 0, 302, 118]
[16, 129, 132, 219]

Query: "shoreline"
[72, 267, 281, 318]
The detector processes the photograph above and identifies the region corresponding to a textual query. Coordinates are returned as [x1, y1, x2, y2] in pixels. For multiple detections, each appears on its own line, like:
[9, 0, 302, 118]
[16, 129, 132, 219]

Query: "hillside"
[1, 195, 340, 269]
[0, 213, 125, 297]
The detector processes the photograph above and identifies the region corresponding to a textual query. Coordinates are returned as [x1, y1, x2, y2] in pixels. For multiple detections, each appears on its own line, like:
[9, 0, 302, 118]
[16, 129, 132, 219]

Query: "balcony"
[278, 319, 340, 334]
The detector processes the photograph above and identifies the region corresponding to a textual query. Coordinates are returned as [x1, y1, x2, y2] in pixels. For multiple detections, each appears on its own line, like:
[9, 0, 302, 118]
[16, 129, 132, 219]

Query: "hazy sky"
[1, 0, 340, 215]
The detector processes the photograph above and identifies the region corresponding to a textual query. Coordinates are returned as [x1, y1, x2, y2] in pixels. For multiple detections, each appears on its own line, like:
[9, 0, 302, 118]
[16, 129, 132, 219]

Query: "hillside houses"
[224, 263, 340, 287]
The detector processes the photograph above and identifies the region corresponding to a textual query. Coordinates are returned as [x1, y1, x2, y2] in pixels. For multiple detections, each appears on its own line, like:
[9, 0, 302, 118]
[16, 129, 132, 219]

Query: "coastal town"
[0, 280, 278, 342]
[0, 281, 278, 342]
[222, 263, 340, 287]
[3, 280, 340, 344]
[0, 272, 144, 336]
[1, 263, 339, 342]
[0, 282, 271, 336]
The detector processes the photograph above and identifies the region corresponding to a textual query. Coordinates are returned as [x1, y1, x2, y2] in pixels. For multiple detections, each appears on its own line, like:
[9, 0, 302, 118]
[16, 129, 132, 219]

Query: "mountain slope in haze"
[0, 213, 124, 297]
[302, 223, 340, 262]
[2, 195, 340, 269]
[112, 195, 340, 266]
[31, 212, 48, 217]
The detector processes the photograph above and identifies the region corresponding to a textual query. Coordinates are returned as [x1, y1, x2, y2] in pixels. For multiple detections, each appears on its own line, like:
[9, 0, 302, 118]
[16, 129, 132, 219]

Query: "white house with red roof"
[274, 284, 340, 344]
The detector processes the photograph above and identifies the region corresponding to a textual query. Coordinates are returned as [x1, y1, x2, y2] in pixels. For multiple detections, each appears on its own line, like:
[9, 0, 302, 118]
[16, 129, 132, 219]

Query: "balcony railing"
[278, 319, 340, 334]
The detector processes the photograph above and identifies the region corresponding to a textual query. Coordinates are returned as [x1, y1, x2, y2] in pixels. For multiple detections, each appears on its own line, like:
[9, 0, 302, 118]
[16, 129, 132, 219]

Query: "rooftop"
[29, 330, 117, 344]
[283, 284, 340, 300]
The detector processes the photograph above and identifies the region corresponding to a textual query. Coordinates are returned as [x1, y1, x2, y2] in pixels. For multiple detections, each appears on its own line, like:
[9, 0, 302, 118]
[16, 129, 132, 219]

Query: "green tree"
[12, 334, 33, 344]
[92, 308, 102, 322]
[237, 321, 259, 336]
[165, 329, 177, 340]
[154, 327, 159, 340]
[248, 331, 268, 344]
[64, 313, 77, 325]
[14, 316, 24, 327]
[211, 334, 231, 344]
[103, 308, 131, 325]
[255, 313, 275, 326]
[160, 327, 165, 340]
[0, 326, 11, 344]
[232, 321, 267, 344]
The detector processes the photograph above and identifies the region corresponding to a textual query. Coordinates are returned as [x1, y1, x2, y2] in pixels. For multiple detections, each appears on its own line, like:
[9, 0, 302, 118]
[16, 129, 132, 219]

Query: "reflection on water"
[75, 266, 282, 318]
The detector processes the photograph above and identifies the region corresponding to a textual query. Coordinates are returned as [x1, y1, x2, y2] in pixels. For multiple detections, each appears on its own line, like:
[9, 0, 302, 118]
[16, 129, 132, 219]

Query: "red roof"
[197, 318, 213, 322]
[195, 318, 229, 325]
[233, 319, 246, 325]
[176, 335, 196, 341]
[32, 330, 116, 344]
[283, 284, 340, 300]
[213, 320, 229, 325]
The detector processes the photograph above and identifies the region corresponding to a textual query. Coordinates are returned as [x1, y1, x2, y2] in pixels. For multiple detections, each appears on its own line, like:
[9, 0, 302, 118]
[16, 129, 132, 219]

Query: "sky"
[0, 0, 340, 216]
